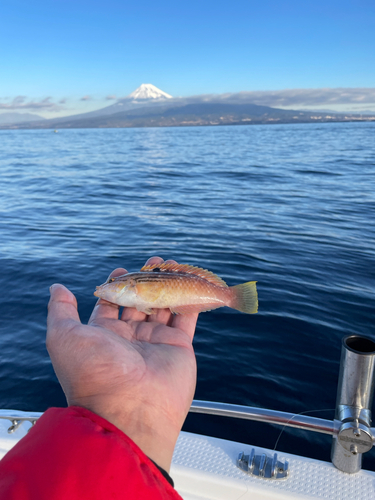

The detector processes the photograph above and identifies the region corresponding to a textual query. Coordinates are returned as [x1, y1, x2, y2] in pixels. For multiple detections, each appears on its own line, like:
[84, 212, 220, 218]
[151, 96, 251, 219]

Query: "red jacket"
[0, 406, 183, 500]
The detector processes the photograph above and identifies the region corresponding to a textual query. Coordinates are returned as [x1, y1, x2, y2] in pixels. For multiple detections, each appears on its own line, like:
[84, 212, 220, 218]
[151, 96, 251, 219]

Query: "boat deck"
[1, 410, 375, 500]
[172, 431, 375, 499]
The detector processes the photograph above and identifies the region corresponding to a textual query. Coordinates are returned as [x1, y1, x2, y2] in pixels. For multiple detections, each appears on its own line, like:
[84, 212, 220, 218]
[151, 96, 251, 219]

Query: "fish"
[94, 262, 258, 315]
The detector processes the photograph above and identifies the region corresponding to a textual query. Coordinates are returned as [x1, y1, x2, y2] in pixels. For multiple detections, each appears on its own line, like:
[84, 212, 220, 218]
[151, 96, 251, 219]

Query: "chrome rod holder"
[331, 335, 375, 473]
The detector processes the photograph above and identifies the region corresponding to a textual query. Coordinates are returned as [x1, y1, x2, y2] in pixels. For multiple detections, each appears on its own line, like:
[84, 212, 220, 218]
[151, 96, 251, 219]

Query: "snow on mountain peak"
[128, 84, 172, 100]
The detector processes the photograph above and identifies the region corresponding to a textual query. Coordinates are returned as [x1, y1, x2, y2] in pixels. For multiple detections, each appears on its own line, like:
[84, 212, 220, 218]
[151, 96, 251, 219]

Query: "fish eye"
[108, 277, 115, 283]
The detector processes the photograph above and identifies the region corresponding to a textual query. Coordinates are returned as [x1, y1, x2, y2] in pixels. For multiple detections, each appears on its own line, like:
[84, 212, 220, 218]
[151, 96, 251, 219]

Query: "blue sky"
[1, 0, 375, 117]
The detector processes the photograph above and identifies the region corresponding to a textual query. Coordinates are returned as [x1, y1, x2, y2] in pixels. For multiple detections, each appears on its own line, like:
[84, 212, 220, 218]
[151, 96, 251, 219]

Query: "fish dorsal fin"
[140, 262, 228, 288]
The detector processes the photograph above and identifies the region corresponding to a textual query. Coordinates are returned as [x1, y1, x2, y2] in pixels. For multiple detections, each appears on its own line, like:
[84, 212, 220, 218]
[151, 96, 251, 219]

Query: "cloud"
[106, 95, 116, 100]
[187, 88, 375, 108]
[80, 95, 92, 101]
[116, 87, 375, 112]
[0, 96, 61, 111]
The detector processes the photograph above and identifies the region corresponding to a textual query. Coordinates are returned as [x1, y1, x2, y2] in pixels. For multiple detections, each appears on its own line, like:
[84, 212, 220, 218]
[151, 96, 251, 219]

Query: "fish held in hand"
[94, 262, 258, 315]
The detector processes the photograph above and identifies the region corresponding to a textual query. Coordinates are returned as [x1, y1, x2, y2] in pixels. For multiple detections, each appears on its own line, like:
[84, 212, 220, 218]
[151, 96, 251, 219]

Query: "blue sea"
[1, 123, 374, 468]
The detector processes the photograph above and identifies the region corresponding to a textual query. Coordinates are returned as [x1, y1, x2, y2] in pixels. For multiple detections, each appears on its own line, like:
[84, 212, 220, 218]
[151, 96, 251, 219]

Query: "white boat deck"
[172, 431, 375, 500]
[1, 410, 375, 500]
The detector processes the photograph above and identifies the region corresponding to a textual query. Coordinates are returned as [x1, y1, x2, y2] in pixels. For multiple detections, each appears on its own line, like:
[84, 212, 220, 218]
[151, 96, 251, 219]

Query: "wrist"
[68, 397, 184, 472]
[109, 407, 179, 472]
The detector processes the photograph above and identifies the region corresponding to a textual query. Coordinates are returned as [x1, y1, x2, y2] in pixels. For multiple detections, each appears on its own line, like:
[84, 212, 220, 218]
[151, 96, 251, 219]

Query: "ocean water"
[0, 122, 374, 467]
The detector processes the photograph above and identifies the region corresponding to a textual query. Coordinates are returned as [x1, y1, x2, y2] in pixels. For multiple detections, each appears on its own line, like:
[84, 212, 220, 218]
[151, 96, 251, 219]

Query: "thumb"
[47, 284, 81, 341]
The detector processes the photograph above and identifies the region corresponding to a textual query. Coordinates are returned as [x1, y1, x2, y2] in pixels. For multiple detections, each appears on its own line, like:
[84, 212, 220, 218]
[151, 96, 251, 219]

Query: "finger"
[121, 256, 165, 322]
[122, 257, 177, 323]
[143, 257, 176, 324]
[47, 284, 81, 342]
[121, 307, 147, 322]
[144, 256, 164, 266]
[147, 307, 173, 325]
[143, 257, 178, 267]
[171, 312, 199, 342]
[89, 268, 127, 324]
[144, 257, 177, 324]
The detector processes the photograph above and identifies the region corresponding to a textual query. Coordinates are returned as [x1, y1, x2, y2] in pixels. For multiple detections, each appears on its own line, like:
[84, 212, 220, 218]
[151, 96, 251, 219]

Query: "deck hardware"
[237, 450, 288, 479]
[27, 420, 38, 432]
[337, 420, 373, 454]
[8, 419, 22, 434]
[331, 335, 375, 473]
[0, 414, 42, 433]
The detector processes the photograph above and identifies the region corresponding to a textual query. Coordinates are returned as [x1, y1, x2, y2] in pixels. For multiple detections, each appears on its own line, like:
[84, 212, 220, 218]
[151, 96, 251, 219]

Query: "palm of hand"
[65, 309, 197, 429]
[47, 259, 199, 470]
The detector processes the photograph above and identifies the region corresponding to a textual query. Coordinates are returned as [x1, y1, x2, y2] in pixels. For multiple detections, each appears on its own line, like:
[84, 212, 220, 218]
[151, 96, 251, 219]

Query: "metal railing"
[0, 412, 42, 433]
[190, 400, 339, 435]
[189, 335, 375, 474]
[1, 335, 374, 474]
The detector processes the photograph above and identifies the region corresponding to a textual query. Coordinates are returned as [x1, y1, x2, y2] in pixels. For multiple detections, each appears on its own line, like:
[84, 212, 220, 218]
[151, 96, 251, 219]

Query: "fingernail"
[145, 256, 163, 265]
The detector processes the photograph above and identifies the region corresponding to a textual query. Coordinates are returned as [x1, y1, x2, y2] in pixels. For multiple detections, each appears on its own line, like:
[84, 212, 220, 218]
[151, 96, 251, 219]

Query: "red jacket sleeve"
[0, 406, 183, 500]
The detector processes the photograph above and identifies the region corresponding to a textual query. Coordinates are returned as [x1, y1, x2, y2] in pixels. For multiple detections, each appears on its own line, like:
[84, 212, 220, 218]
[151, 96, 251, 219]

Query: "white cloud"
[80, 95, 92, 101]
[188, 88, 375, 108]
[0, 96, 61, 111]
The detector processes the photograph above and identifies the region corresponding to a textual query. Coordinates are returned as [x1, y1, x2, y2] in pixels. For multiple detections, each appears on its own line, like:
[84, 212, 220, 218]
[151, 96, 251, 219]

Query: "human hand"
[46, 257, 198, 472]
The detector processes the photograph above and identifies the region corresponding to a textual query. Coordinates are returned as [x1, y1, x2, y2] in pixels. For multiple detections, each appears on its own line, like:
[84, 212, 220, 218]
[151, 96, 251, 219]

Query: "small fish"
[94, 262, 258, 315]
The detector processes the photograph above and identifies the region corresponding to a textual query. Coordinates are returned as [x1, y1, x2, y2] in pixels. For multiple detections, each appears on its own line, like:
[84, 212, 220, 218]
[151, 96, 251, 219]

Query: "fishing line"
[273, 408, 335, 452]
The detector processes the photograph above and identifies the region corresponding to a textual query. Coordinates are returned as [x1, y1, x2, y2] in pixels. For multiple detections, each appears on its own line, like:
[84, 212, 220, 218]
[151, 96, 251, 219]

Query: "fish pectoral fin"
[169, 303, 221, 315]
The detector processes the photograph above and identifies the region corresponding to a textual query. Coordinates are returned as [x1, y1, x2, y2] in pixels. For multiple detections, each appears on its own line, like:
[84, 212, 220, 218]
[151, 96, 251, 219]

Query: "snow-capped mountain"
[3, 84, 175, 127]
[45, 84, 174, 123]
[128, 84, 172, 100]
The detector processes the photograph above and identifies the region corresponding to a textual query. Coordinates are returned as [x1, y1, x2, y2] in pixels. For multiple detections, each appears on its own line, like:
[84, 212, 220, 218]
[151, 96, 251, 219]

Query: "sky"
[1, 0, 375, 118]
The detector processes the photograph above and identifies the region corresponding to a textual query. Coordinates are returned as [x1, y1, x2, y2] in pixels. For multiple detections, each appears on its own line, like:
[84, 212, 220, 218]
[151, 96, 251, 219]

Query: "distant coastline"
[1, 86, 374, 130]
[1, 101, 374, 130]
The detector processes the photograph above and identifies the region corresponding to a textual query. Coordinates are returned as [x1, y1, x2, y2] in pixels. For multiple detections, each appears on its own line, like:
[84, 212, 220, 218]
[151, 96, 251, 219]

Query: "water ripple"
[0, 122, 374, 464]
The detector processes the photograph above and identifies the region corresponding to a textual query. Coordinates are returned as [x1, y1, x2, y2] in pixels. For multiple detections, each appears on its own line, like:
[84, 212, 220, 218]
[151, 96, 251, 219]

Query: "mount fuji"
[82, 83, 173, 117]
[1, 83, 363, 129]
[22, 84, 174, 126]
[128, 84, 172, 100]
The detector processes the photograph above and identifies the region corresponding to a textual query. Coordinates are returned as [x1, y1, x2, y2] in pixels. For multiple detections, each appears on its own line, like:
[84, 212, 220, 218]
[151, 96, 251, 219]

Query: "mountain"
[0, 112, 45, 124]
[352, 109, 375, 115]
[22, 84, 174, 126]
[8, 101, 371, 130]
[128, 83, 172, 100]
[1, 84, 374, 130]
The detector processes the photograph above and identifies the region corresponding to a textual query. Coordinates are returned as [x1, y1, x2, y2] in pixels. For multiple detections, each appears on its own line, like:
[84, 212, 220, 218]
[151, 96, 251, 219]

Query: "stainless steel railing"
[1, 335, 374, 474]
[189, 335, 375, 474]
[189, 400, 338, 435]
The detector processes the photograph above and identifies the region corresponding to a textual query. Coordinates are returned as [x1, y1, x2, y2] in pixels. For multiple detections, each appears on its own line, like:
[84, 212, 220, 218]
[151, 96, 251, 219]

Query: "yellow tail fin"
[231, 281, 258, 314]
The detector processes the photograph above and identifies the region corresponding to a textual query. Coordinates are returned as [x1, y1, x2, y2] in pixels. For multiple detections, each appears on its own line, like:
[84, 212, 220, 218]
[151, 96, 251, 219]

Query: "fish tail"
[230, 281, 258, 314]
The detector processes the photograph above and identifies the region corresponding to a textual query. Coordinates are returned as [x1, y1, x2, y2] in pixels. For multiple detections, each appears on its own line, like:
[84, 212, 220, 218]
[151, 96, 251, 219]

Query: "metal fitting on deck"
[331, 335, 375, 473]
